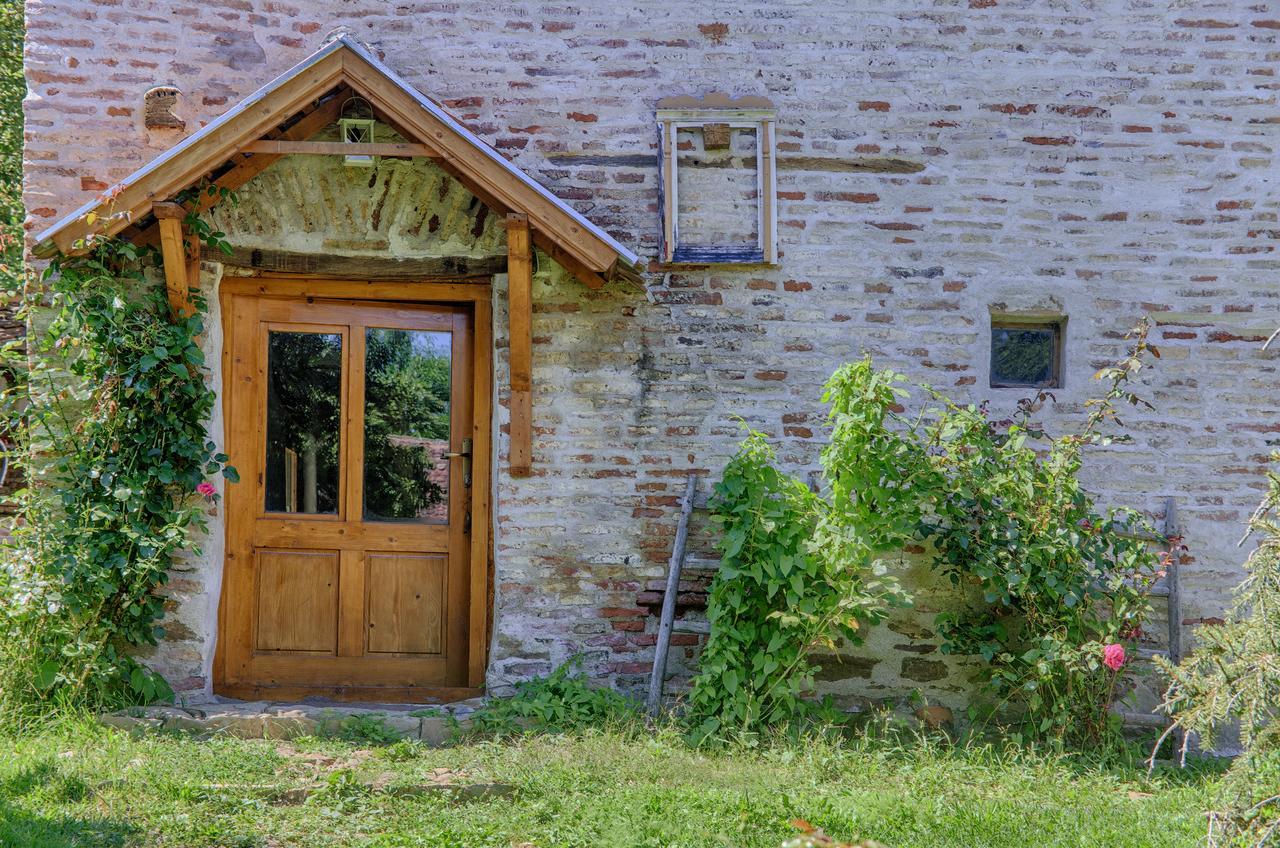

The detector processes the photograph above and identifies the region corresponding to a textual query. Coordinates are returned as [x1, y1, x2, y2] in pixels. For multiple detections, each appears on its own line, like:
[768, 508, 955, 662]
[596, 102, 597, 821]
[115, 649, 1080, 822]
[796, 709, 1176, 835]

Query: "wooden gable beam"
[241, 139, 438, 157]
[125, 92, 348, 251]
[531, 230, 605, 290]
[192, 91, 347, 216]
[506, 213, 533, 477]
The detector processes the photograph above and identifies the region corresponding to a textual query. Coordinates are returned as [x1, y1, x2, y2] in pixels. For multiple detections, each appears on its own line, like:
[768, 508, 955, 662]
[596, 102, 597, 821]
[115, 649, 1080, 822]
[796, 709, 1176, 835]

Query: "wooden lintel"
[157, 216, 194, 320]
[241, 139, 439, 157]
[212, 245, 507, 279]
[506, 212, 533, 477]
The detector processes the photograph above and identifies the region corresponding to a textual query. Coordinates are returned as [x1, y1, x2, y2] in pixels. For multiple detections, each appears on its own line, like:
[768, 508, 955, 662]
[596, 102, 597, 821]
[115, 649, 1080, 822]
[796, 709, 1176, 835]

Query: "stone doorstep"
[99, 697, 486, 745]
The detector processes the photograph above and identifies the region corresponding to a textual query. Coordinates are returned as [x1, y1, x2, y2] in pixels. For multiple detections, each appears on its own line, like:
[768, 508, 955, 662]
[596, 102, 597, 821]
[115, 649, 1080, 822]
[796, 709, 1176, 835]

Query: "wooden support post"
[506, 213, 533, 477]
[154, 201, 194, 321]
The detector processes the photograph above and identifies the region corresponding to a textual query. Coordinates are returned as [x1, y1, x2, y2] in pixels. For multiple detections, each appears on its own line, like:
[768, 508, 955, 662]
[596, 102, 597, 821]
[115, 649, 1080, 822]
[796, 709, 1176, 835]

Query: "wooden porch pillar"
[153, 201, 196, 321]
[506, 213, 533, 477]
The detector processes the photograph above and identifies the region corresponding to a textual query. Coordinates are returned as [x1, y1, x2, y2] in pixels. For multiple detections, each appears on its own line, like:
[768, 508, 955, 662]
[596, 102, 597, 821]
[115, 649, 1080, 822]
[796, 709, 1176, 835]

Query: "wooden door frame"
[214, 275, 494, 701]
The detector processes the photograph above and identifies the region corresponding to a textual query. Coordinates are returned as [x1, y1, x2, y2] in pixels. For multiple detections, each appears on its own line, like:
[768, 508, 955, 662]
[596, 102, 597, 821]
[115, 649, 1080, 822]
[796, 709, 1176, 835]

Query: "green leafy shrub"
[690, 323, 1161, 746]
[686, 415, 915, 740]
[472, 655, 642, 734]
[918, 324, 1161, 745]
[0, 218, 236, 717]
[1156, 458, 1280, 846]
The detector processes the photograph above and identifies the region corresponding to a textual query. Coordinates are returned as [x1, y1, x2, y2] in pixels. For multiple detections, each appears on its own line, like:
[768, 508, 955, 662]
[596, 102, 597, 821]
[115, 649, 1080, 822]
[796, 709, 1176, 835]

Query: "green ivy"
[0, 202, 236, 717]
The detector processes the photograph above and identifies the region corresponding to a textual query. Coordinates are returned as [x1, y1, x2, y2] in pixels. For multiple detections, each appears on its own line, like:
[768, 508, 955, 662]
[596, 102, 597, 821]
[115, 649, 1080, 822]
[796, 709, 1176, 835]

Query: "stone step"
[99, 699, 489, 745]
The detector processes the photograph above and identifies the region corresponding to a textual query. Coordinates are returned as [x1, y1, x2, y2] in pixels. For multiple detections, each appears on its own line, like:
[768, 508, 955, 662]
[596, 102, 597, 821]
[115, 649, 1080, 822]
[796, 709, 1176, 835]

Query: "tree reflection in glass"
[264, 331, 342, 514]
[363, 328, 451, 523]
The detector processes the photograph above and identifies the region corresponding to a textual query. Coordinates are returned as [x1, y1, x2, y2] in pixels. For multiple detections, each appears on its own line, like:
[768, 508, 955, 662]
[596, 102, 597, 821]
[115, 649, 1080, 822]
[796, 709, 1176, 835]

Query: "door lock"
[443, 437, 472, 487]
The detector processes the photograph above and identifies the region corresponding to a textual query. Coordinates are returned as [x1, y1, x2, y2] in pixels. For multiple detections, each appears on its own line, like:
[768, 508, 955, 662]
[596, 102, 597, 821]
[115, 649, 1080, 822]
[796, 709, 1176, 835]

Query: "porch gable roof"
[31, 34, 641, 284]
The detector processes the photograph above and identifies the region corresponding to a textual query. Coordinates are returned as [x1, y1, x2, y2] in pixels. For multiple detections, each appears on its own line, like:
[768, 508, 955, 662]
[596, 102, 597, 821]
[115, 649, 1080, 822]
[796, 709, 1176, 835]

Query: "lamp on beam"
[338, 96, 377, 169]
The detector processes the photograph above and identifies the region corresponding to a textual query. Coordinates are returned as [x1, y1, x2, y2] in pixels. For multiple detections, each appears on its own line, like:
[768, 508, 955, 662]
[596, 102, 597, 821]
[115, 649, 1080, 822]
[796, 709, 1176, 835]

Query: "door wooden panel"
[366, 553, 445, 655]
[254, 550, 339, 653]
[216, 287, 488, 701]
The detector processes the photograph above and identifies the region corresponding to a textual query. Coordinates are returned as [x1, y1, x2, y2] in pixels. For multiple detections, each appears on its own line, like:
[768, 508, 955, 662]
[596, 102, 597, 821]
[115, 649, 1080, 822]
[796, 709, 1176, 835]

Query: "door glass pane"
[264, 330, 342, 514]
[364, 327, 452, 523]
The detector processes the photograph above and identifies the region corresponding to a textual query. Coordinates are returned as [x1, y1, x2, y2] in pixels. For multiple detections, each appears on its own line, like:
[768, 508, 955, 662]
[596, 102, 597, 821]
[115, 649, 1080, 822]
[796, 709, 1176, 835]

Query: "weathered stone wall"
[23, 2, 1280, 713]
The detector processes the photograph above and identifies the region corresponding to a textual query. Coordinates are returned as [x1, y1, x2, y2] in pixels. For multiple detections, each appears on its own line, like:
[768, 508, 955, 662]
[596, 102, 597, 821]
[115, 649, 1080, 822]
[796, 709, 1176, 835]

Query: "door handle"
[443, 437, 472, 487]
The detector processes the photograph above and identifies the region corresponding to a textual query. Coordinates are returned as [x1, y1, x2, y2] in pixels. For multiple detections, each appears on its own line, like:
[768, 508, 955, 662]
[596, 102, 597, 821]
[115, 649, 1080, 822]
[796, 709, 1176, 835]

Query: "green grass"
[0, 720, 1222, 848]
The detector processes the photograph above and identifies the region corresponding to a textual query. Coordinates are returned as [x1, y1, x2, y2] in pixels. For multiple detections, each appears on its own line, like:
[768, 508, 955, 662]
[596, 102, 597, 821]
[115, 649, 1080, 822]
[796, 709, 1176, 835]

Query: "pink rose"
[1102, 643, 1126, 672]
[196, 482, 217, 498]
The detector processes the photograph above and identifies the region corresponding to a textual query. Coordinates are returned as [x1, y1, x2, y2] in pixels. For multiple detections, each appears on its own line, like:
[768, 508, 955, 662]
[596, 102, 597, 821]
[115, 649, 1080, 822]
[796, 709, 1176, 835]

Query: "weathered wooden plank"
[661, 120, 676, 263]
[760, 119, 777, 264]
[212, 245, 506, 279]
[241, 139, 438, 157]
[507, 213, 533, 477]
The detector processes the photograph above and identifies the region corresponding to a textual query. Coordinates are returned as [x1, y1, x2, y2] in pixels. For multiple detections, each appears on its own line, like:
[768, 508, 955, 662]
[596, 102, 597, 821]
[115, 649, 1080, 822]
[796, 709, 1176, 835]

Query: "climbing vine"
[692, 321, 1162, 746]
[686, 362, 927, 739]
[0, 194, 236, 716]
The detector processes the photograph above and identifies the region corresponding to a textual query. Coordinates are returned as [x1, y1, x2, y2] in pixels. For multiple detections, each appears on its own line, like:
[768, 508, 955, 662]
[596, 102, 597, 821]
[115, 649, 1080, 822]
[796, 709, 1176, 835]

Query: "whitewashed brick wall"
[22, 1, 1280, 711]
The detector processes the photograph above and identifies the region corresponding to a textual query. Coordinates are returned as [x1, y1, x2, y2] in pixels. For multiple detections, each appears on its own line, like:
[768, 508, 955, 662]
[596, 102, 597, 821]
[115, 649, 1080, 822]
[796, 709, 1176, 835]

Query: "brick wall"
[23, 1, 1280, 712]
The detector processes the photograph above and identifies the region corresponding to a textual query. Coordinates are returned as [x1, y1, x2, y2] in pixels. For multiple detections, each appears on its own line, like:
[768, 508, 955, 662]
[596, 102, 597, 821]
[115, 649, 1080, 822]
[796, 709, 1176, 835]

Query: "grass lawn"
[0, 720, 1221, 848]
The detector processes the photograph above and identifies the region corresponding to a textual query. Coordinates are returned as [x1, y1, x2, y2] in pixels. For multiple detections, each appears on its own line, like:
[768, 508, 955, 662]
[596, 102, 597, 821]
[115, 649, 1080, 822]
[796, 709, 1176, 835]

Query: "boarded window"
[657, 94, 776, 264]
[674, 125, 760, 256]
[990, 321, 1062, 388]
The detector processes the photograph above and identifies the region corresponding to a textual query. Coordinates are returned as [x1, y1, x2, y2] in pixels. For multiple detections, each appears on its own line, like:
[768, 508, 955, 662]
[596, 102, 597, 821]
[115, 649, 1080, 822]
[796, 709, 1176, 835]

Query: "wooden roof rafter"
[31, 35, 640, 289]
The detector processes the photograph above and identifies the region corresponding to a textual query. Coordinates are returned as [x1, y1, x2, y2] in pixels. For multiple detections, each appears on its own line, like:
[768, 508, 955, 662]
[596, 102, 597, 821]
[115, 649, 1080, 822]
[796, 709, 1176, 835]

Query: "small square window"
[990, 320, 1062, 388]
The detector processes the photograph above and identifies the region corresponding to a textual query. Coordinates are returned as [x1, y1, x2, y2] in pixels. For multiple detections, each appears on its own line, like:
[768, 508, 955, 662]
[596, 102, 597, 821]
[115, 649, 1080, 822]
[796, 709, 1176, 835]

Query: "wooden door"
[217, 293, 481, 700]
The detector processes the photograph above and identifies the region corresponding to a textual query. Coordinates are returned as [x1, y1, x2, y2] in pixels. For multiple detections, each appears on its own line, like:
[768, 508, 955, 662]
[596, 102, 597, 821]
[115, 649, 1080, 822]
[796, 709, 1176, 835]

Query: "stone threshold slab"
[99, 695, 488, 745]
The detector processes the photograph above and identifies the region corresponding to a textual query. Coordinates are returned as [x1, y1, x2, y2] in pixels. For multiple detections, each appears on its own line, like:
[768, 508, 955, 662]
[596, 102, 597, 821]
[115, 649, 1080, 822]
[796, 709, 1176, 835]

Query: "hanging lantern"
[338, 96, 377, 168]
